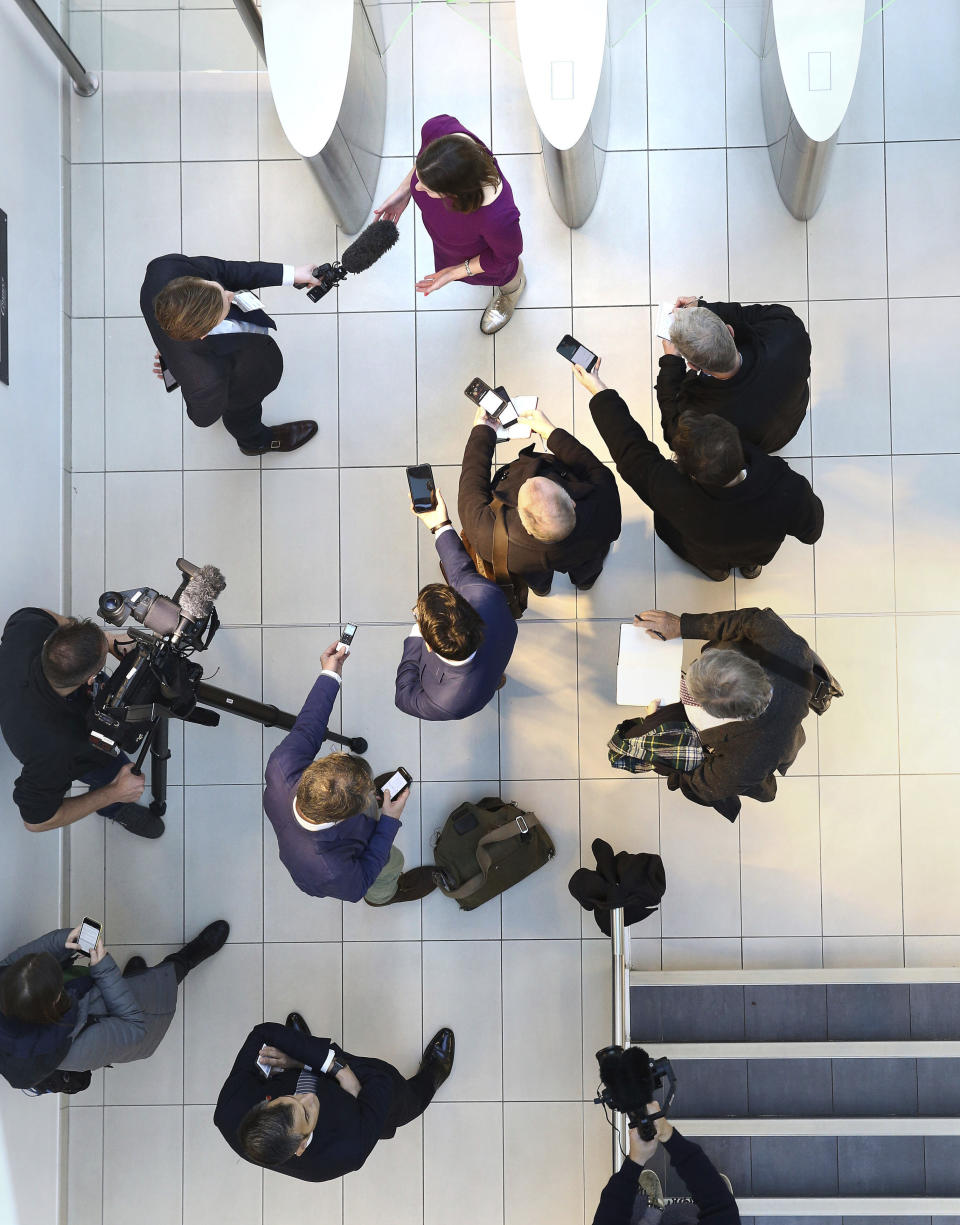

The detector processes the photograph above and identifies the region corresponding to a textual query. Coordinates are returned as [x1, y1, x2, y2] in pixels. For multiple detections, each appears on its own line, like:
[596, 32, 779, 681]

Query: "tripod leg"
[149, 715, 170, 817]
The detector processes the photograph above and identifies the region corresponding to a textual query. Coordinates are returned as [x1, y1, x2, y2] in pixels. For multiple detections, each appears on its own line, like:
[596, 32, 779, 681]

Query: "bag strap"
[447, 811, 540, 901]
[491, 499, 511, 585]
[733, 639, 829, 701]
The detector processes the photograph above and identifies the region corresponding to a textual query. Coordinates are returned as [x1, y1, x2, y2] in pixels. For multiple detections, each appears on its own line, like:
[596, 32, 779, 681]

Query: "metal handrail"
[610, 907, 631, 1171]
[12, 0, 98, 96]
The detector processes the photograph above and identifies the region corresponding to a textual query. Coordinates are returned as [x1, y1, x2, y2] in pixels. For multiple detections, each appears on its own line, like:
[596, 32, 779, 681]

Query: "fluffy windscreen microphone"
[339, 219, 400, 274]
[178, 565, 226, 623]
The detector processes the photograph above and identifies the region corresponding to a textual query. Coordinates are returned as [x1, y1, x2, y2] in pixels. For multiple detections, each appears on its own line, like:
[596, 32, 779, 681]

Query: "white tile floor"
[62, 1, 960, 1222]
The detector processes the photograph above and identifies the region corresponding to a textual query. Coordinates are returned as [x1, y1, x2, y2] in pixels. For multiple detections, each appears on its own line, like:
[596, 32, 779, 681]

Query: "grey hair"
[686, 649, 773, 720]
[517, 477, 576, 542]
[669, 306, 738, 373]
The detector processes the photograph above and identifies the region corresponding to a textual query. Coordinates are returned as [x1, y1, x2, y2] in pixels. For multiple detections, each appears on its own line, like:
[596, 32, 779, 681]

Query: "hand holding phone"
[406, 464, 437, 513]
[156, 353, 179, 393]
[557, 334, 599, 373]
[378, 766, 412, 803]
[464, 377, 517, 426]
[66, 918, 104, 964]
[337, 624, 357, 654]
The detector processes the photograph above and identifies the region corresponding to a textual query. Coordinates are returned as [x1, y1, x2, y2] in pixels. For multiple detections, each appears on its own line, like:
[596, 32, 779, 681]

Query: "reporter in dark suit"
[457, 404, 621, 596]
[140, 253, 321, 455]
[395, 488, 517, 721]
[214, 1015, 454, 1182]
[636, 607, 817, 821]
[657, 294, 811, 453]
[578, 361, 822, 582]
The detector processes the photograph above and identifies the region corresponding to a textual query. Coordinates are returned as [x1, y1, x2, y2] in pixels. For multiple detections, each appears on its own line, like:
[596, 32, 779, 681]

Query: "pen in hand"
[635, 613, 665, 641]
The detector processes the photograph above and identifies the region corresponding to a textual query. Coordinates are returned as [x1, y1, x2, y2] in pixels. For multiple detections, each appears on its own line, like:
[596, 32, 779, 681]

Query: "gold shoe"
[480, 272, 526, 334]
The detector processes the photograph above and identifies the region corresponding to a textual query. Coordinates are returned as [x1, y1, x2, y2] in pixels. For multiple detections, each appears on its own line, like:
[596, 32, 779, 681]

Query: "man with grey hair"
[634, 606, 817, 821]
[458, 404, 621, 597]
[658, 295, 811, 453]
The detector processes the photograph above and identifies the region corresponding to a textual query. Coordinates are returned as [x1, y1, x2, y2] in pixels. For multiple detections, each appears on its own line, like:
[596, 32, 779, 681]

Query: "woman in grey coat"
[0, 918, 228, 1089]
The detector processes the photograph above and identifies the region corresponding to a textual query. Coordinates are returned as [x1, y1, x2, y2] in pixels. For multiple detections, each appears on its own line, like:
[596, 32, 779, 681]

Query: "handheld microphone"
[299, 220, 400, 302]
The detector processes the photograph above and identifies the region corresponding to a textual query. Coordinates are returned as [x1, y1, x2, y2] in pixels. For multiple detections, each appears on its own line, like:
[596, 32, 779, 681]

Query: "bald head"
[516, 477, 576, 542]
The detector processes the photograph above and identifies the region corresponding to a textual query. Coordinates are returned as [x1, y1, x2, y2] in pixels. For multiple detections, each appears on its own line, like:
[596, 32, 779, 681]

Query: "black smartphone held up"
[379, 766, 412, 803]
[406, 464, 437, 513]
[464, 376, 510, 419]
[77, 917, 102, 956]
[158, 353, 179, 394]
[557, 334, 599, 373]
[338, 623, 357, 652]
[491, 384, 519, 428]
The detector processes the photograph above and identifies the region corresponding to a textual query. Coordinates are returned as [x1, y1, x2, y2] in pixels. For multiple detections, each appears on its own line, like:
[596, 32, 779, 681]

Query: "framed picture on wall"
[0, 208, 7, 385]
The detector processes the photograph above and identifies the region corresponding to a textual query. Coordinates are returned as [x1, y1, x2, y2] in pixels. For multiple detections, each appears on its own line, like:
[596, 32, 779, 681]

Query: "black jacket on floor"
[592, 1131, 740, 1225]
[669, 607, 816, 815]
[457, 425, 621, 578]
[214, 1023, 403, 1183]
[140, 254, 285, 427]
[657, 299, 810, 453]
[568, 838, 665, 935]
[589, 389, 822, 574]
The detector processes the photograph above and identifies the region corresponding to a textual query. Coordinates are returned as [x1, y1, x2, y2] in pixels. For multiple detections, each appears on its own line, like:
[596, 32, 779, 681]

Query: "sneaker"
[104, 803, 165, 839]
[638, 1169, 664, 1210]
[365, 866, 437, 906]
[738, 564, 762, 579]
[480, 271, 526, 335]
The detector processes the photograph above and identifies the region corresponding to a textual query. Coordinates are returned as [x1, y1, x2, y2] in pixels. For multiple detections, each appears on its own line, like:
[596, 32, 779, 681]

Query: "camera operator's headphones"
[595, 1045, 677, 1142]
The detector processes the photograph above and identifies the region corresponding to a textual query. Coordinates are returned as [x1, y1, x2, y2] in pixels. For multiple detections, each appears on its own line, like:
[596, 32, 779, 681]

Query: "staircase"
[627, 966, 960, 1219]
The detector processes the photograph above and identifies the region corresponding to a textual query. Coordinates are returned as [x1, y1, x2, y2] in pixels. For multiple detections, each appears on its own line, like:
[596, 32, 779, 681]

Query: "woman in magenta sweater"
[375, 113, 525, 334]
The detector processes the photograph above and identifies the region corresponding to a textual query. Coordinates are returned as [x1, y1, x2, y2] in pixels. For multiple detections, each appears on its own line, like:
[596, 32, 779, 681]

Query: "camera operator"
[0, 609, 163, 838]
[593, 1104, 739, 1225]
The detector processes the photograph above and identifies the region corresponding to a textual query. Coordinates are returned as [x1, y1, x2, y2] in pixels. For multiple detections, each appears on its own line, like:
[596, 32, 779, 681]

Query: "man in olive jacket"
[637, 606, 817, 821]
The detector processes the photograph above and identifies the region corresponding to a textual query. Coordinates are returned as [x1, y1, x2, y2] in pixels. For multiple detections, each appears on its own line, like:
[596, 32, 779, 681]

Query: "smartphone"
[379, 766, 412, 802]
[158, 353, 179, 394]
[77, 917, 102, 956]
[491, 385, 519, 428]
[232, 289, 265, 313]
[256, 1050, 275, 1078]
[406, 464, 437, 513]
[338, 623, 357, 652]
[556, 334, 599, 373]
[465, 376, 510, 419]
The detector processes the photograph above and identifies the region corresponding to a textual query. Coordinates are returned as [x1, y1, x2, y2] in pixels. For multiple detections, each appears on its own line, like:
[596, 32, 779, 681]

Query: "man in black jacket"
[141, 253, 322, 455]
[636, 606, 816, 821]
[213, 1015, 454, 1182]
[658, 295, 810, 453]
[576, 362, 822, 581]
[592, 1105, 740, 1225]
[457, 403, 621, 596]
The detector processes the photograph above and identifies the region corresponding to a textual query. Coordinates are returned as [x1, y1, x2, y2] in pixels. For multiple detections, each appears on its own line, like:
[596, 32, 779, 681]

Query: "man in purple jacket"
[263, 642, 436, 906]
[395, 488, 518, 721]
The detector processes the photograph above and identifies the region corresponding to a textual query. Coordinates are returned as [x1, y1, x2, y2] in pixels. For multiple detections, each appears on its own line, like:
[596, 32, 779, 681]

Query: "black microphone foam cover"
[340, 219, 400, 274]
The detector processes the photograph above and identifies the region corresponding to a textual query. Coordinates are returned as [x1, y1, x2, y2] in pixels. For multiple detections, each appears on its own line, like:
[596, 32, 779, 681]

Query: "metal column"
[610, 907, 631, 1171]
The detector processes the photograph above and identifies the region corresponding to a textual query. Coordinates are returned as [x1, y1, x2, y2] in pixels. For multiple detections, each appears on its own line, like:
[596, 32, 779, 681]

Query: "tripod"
[130, 681, 368, 817]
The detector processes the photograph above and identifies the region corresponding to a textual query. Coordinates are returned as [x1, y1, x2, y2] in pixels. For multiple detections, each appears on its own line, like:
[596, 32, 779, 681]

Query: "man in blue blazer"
[263, 642, 436, 906]
[395, 488, 518, 721]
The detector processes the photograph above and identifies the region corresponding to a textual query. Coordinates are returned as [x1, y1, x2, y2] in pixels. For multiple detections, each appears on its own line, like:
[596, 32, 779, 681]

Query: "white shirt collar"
[292, 796, 336, 832]
[440, 651, 477, 667]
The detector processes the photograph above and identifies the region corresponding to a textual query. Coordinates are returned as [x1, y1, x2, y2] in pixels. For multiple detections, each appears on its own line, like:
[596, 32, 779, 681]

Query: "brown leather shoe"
[497, 674, 507, 690]
[239, 420, 318, 456]
[365, 866, 438, 906]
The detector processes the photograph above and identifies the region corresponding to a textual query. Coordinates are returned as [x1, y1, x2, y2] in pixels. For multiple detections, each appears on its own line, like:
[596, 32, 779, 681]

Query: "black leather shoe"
[739, 564, 762, 579]
[285, 1012, 311, 1035]
[528, 579, 553, 598]
[575, 577, 600, 591]
[122, 955, 147, 978]
[104, 803, 165, 839]
[419, 1027, 455, 1092]
[239, 420, 318, 456]
[162, 919, 230, 982]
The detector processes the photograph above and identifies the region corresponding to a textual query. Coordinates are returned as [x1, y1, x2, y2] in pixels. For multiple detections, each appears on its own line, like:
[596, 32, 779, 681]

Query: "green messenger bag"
[432, 797, 555, 911]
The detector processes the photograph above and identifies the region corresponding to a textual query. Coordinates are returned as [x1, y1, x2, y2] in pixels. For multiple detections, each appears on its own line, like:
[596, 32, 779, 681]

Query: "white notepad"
[655, 301, 676, 341]
[616, 624, 682, 706]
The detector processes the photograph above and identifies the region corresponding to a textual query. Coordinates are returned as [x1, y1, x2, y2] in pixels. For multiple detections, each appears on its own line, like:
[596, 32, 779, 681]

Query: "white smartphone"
[256, 1047, 275, 1078]
[232, 289, 265, 313]
[77, 917, 102, 956]
[380, 767, 412, 801]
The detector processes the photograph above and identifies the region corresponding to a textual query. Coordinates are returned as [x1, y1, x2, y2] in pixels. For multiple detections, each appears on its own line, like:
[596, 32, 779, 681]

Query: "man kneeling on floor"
[215, 1011, 454, 1182]
[263, 640, 437, 905]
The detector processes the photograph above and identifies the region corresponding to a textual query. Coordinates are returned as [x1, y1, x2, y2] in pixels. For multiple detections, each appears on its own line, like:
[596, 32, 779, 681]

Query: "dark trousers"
[525, 544, 611, 592]
[221, 399, 273, 451]
[78, 753, 131, 818]
[188, 336, 282, 451]
[381, 1067, 436, 1136]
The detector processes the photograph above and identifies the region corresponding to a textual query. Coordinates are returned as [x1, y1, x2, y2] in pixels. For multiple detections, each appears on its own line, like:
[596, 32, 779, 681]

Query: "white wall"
[0, 4, 69, 1224]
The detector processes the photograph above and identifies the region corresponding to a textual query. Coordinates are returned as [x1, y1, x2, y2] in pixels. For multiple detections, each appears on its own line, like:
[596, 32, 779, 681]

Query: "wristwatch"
[326, 1056, 346, 1078]
[430, 519, 452, 534]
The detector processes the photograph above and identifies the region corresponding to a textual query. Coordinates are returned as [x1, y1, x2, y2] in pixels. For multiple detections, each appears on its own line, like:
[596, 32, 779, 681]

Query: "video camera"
[595, 1045, 677, 1141]
[89, 558, 225, 757]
